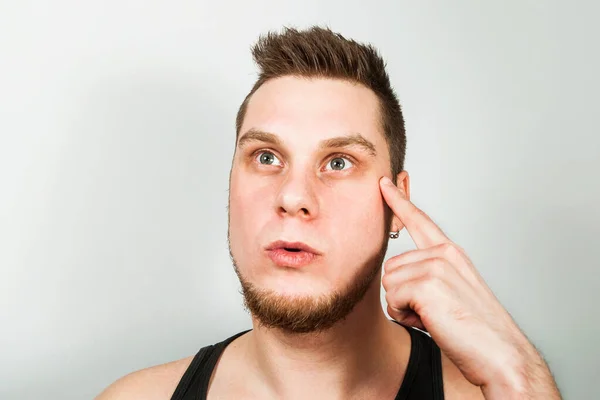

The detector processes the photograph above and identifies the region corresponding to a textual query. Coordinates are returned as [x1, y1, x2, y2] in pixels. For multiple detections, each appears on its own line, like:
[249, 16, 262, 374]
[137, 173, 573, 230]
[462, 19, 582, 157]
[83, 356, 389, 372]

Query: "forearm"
[482, 345, 561, 400]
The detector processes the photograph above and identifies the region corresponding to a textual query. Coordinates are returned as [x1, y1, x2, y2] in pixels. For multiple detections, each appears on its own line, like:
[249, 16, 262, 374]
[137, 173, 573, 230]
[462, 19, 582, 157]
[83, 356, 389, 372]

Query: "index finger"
[380, 176, 450, 249]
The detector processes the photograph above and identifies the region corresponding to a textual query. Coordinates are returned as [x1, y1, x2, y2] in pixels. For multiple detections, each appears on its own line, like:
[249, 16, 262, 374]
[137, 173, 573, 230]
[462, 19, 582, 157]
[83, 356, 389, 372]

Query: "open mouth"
[266, 240, 321, 255]
[265, 241, 321, 268]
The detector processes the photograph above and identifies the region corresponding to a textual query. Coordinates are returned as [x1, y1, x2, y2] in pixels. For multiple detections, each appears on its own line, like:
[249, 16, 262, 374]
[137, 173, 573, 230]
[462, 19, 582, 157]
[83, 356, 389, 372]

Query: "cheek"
[229, 176, 273, 241]
[326, 183, 387, 245]
[330, 182, 385, 221]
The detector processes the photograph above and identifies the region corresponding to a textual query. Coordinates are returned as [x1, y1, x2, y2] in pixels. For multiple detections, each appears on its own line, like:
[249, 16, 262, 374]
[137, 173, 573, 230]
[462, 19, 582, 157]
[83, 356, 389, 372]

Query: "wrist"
[482, 341, 561, 399]
[481, 351, 531, 399]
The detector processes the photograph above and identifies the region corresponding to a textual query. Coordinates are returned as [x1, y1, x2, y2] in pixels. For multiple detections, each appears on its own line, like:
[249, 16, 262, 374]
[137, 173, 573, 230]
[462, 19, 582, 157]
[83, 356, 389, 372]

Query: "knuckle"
[385, 288, 400, 305]
[419, 277, 433, 291]
[409, 208, 425, 222]
[421, 273, 443, 292]
[384, 253, 409, 273]
[439, 242, 459, 258]
[415, 207, 428, 218]
[382, 269, 401, 288]
[381, 272, 392, 288]
[383, 258, 395, 271]
[425, 257, 447, 279]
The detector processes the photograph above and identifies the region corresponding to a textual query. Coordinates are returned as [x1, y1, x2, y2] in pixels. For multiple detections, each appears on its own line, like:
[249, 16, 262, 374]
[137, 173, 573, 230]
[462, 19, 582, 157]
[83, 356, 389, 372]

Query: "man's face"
[228, 76, 394, 334]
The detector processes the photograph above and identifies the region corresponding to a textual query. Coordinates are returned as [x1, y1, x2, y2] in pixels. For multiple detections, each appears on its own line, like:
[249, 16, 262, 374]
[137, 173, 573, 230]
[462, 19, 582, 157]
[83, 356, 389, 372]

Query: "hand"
[379, 176, 560, 399]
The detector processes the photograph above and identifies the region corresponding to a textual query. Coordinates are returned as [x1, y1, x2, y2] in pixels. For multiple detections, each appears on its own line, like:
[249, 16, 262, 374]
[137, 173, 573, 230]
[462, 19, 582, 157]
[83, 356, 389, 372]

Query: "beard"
[227, 225, 391, 335]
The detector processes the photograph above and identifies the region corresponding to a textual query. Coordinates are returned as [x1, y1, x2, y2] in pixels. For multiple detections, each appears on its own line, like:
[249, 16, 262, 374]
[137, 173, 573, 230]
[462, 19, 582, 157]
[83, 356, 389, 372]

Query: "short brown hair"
[235, 26, 406, 182]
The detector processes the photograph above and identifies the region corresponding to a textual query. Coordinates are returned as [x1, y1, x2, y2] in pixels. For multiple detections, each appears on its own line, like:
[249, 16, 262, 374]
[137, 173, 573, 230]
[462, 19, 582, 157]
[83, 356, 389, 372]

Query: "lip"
[265, 240, 322, 255]
[265, 240, 322, 268]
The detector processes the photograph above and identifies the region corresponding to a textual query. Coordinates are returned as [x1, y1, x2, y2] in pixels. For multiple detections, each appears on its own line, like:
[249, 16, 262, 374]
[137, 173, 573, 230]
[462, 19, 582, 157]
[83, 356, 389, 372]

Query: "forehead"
[239, 76, 387, 151]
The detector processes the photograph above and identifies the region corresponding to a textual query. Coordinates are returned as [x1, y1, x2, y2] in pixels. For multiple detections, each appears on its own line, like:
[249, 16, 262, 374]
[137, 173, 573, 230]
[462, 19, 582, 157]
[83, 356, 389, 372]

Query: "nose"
[275, 173, 319, 220]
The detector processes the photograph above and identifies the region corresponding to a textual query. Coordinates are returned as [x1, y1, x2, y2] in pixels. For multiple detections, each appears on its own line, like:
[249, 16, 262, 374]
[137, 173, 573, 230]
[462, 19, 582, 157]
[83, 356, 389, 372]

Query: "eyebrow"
[237, 128, 377, 157]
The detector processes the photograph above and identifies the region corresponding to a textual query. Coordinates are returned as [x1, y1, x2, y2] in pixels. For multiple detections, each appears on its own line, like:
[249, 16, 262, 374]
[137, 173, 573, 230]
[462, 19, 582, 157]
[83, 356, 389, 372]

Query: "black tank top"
[170, 320, 444, 399]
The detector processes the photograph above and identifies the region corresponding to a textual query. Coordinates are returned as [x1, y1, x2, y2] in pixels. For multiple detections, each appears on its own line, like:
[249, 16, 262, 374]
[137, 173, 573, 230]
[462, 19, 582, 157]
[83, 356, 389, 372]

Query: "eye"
[255, 151, 282, 166]
[325, 155, 354, 171]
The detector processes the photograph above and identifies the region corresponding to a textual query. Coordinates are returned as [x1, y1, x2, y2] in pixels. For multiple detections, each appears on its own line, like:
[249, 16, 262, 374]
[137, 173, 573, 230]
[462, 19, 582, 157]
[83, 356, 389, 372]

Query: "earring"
[389, 230, 400, 239]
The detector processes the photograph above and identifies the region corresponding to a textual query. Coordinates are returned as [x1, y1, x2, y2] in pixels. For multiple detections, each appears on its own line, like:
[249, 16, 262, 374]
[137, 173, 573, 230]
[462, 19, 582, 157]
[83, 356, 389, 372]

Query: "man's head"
[227, 26, 408, 334]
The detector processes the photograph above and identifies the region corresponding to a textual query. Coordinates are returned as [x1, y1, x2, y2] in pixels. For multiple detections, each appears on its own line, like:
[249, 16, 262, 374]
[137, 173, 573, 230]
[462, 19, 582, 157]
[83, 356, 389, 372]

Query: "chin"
[261, 275, 332, 298]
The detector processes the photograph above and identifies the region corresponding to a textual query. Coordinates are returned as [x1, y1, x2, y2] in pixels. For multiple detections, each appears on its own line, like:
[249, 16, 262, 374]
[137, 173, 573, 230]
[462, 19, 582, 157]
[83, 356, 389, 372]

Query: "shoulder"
[440, 350, 485, 400]
[94, 355, 194, 400]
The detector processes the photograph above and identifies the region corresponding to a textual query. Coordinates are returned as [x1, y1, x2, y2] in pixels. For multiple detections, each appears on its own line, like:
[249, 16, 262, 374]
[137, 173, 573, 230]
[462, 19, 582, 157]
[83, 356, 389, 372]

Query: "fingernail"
[381, 176, 394, 186]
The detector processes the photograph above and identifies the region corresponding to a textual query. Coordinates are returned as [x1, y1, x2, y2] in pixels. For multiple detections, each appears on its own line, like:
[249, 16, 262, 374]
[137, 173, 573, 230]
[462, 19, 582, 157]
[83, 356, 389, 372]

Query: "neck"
[242, 271, 411, 399]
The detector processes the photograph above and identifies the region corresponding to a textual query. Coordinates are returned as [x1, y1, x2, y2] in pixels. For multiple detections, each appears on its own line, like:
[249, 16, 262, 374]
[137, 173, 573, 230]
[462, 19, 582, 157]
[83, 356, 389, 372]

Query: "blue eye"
[325, 156, 354, 171]
[256, 151, 282, 166]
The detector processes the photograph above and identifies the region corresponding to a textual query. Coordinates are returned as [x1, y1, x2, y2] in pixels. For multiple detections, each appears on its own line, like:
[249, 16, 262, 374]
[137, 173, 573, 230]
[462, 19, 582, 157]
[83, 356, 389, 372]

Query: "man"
[97, 26, 561, 399]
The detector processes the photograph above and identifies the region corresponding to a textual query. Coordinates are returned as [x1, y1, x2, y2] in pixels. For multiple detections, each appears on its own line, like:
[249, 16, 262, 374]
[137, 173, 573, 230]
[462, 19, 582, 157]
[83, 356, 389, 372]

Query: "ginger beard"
[226, 206, 394, 335]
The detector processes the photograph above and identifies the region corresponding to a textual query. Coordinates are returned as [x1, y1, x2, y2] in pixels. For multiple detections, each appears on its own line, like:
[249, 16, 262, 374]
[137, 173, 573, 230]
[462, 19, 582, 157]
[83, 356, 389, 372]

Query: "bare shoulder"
[95, 355, 194, 400]
[441, 351, 485, 400]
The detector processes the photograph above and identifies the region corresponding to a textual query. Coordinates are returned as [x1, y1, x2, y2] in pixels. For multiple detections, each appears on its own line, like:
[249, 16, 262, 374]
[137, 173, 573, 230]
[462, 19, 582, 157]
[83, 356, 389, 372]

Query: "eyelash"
[253, 149, 357, 170]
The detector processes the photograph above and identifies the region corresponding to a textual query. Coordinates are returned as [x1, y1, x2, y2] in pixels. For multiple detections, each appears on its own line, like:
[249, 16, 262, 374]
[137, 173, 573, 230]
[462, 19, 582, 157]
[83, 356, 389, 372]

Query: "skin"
[222, 76, 415, 399]
[227, 75, 395, 337]
[380, 177, 561, 399]
[96, 76, 561, 399]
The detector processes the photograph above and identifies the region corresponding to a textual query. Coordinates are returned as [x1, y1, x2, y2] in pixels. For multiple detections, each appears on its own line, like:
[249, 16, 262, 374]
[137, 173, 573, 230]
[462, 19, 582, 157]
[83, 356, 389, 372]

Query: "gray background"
[1, 1, 598, 399]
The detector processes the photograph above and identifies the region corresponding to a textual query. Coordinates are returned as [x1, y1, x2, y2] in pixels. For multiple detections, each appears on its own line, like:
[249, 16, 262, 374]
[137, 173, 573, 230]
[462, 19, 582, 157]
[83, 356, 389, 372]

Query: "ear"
[390, 171, 410, 233]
